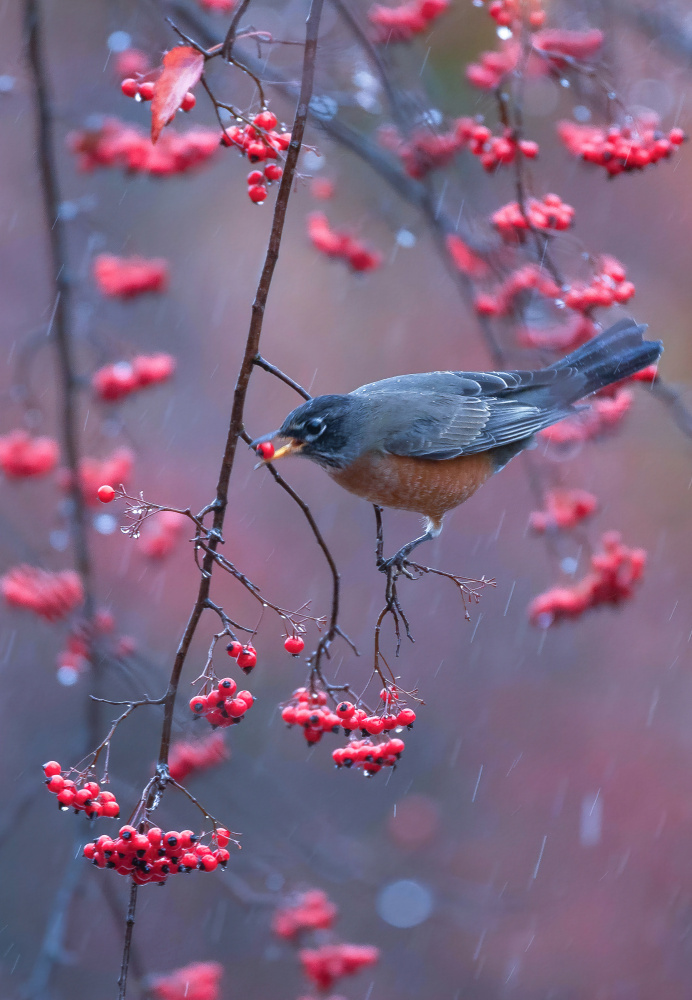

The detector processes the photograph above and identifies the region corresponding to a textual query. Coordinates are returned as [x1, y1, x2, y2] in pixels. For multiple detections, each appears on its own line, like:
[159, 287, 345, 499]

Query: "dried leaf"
[151, 46, 204, 144]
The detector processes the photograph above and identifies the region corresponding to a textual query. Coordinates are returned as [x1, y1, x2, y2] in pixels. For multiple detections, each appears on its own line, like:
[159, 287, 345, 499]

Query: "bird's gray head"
[252, 394, 363, 469]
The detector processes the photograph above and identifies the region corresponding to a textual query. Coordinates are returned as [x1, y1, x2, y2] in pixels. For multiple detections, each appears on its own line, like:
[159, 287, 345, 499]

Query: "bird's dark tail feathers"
[550, 318, 663, 402]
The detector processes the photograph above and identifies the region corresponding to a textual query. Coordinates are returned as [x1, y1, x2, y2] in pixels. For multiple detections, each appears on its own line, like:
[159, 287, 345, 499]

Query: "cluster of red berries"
[280, 687, 414, 772]
[59, 446, 134, 506]
[332, 736, 405, 775]
[517, 315, 596, 353]
[368, 0, 449, 44]
[445, 234, 489, 280]
[378, 123, 463, 180]
[0, 430, 59, 478]
[221, 111, 288, 203]
[532, 27, 604, 62]
[473, 264, 560, 318]
[464, 123, 539, 172]
[83, 824, 233, 885]
[137, 510, 187, 559]
[190, 676, 255, 729]
[486, 0, 545, 28]
[168, 733, 229, 783]
[529, 488, 598, 534]
[68, 117, 221, 176]
[2, 565, 83, 621]
[43, 762, 121, 818]
[529, 531, 646, 627]
[226, 638, 257, 673]
[299, 943, 380, 992]
[92, 355, 176, 403]
[272, 889, 337, 939]
[492, 195, 574, 241]
[379, 118, 537, 180]
[557, 119, 687, 176]
[93, 253, 169, 298]
[281, 689, 341, 745]
[563, 256, 634, 312]
[150, 961, 224, 1000]
[121, 75, 195, 112]
[539, 389, 632, 448]
[307, 213, 383, 272]
[466, 43, 519, 90]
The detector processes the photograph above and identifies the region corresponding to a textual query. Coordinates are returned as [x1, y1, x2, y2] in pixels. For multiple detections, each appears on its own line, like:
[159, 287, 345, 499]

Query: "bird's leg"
[378, 516, 443, 579]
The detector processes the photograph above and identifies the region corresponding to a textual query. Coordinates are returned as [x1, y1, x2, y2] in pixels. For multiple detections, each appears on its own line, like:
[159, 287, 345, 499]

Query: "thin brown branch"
[117, 881, 138, 1000]
[252, 355, 312, 400]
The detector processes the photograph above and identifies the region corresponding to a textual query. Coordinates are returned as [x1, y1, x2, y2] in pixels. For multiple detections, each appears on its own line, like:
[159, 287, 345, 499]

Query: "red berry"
[364, 716, 385, 735]
[284, 635, 305, 655]
[237, 645, 257, 672]
[101, 800, 120, 818]
[218, 677, 237, 696]
[137, 80, 155, 101]
[236, 689, 254, 708]
[46, 775, 65, 793]
[248, 184, 267, 203]
[147, 827, 163, 845]
[253, 110, 278, 130]
[120, 78, 139, 98]
[97, 484, 116, 503]
[190, 695, 207, 714]
[256, 441, 275, 461]
[43, 761, 61, 777]
[247, 170, 264, 185]
[215, 827, 231, 848]
[226, 640, 243, 658]
[276, 132, 291, 150]
[180, 91, 196, 112]
[264, 164, 283, 182]
[215, 848, 230, 865]
[200, 853, 218, 872]
[84, 781, 100, 797]
[281, 705, 298, 725]
[336, 701, 355, 719]
[226, 698, 247, 718]
[57, 788, 76, 808]
[397, 707, 416, 726]
[247, 142, 267, 162]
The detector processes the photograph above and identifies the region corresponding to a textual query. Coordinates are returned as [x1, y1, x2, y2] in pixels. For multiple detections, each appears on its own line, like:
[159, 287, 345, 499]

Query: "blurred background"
[2, 0, 692, 997]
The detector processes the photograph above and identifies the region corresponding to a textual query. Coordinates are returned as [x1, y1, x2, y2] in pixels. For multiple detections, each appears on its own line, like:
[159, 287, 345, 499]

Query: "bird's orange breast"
[328, 451, 495, 520]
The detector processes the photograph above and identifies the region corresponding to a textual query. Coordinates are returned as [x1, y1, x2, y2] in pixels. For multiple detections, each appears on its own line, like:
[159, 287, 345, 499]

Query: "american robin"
[253, 319, 662, 569]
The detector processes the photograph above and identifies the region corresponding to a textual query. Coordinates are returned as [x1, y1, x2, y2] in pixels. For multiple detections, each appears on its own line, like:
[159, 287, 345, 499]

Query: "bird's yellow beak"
[263, 438, 305, 462]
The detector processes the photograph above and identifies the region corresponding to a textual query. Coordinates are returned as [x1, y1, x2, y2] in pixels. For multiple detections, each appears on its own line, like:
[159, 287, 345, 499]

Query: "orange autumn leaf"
[151, 46, 204, 144]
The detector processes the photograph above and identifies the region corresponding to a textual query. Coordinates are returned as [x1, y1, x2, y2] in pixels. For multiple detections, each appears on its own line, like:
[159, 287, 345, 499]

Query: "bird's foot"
[377, 552, 417, 582]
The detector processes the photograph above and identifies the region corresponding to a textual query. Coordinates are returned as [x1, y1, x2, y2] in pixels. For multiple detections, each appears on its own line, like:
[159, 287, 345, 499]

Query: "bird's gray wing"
[351, 368, 570, 400]
[352, 372, 571, 460]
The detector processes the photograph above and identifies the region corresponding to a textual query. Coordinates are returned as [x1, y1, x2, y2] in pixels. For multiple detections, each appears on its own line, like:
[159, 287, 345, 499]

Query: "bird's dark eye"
[304, 417, 326, 438]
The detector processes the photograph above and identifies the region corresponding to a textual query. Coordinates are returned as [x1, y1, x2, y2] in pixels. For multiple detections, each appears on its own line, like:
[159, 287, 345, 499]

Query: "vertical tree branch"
[117, 881, 139, 1000]
[23, 2, 105, 995]
[151, 0, 324, 778]
[24, 0, 95, 626]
